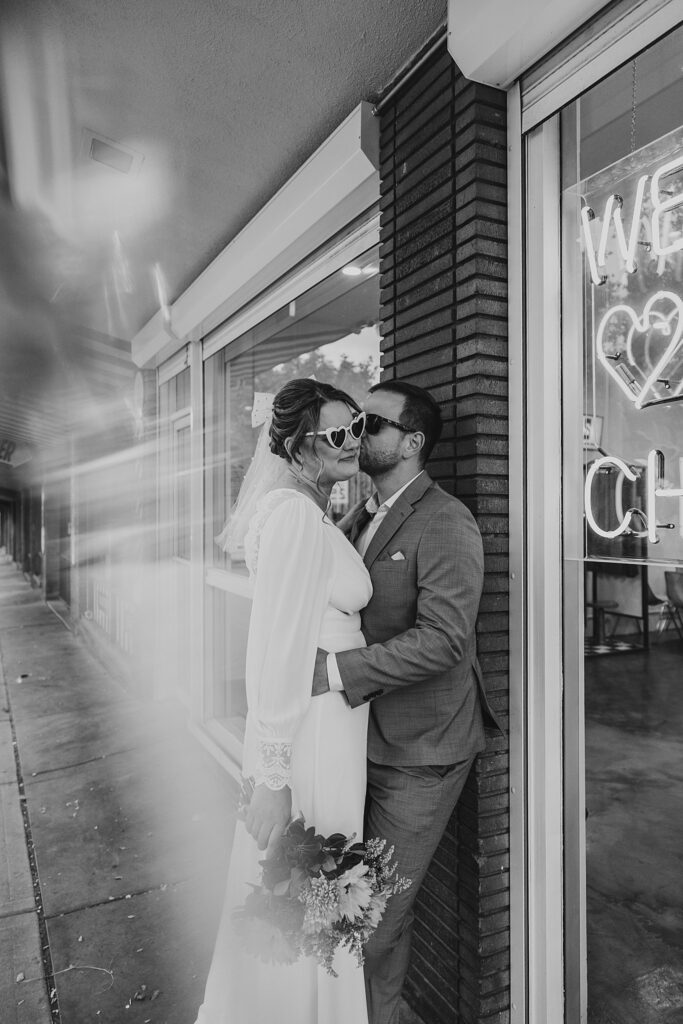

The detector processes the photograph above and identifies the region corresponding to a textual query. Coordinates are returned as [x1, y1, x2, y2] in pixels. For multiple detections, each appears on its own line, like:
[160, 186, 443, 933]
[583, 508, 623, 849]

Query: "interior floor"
[585, 636, 683, 1023]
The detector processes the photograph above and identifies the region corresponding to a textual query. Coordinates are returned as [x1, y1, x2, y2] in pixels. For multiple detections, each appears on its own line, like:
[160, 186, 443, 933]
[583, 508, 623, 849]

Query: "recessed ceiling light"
[342, 265, 363, 276]
[81, 130, 144, 174]
[90, 137, 133, 174]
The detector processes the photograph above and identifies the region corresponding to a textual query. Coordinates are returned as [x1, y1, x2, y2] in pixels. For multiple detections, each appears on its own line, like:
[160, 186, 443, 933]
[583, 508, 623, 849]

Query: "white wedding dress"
[195, 489, 372, 1024]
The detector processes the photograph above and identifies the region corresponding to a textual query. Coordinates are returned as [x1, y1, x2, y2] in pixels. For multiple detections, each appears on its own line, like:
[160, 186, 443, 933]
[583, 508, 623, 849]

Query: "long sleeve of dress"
[245, 495, 333, 790]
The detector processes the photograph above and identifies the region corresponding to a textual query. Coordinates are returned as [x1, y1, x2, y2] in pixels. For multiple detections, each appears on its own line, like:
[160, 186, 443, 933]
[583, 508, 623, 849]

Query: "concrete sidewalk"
[0, 564, 424, 1024]
[0, 563, 236, 1024]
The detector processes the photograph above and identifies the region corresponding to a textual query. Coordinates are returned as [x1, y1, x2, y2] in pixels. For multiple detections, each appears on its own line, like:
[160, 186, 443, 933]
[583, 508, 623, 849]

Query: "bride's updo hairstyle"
[269, 378, 361, 465]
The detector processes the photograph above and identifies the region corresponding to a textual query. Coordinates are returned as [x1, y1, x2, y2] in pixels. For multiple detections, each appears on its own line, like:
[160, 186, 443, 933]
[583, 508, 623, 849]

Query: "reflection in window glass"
[173, 421, 191, 560]
[206, 246, 380, 571]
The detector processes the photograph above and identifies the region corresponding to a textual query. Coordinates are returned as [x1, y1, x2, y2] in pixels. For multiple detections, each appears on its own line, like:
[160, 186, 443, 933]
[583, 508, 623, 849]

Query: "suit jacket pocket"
[372, 557, 410, 573]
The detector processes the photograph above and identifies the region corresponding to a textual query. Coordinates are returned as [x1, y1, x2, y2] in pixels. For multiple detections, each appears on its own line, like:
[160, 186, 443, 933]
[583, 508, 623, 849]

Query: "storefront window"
[157, 365, 192, 703]
[160, 366, 192, 560]
[561, 25, 683, 1022]
[204, 245, 380, 738]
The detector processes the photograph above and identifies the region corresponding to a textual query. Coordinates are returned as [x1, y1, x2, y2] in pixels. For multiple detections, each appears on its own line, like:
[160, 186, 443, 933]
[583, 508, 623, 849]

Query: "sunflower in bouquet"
[233, 808, 411, 976]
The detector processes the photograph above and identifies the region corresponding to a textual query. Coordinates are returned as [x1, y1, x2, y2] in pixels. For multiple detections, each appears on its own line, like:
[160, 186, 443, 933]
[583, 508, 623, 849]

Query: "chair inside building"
[659, 571, 683, 641]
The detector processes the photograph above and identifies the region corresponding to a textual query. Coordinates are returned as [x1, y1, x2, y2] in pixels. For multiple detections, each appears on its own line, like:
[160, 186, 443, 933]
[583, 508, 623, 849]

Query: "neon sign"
[581, 148, 683, 411]
[581, 152, 683, 285]
[596, 290, 683, 409]
[584, 449, 683, 543]
[581, 148, 683, 543]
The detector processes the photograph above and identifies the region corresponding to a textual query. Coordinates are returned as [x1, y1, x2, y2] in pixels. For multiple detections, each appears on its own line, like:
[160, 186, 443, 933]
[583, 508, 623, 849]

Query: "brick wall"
[377, 43, 510, 1024]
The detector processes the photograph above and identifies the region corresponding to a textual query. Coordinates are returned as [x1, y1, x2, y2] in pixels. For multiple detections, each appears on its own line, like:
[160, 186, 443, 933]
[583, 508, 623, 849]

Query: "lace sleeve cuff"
[254, 739, 292, 790]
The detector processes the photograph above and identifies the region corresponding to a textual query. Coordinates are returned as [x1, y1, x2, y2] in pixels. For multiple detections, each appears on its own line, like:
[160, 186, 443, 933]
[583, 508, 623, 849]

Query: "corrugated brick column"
[377, 43, 510, 1024]
[453, 73, 510, 1024]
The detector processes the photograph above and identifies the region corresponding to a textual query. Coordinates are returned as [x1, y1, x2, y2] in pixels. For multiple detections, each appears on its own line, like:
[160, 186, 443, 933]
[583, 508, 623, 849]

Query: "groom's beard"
[359, 443, 402, 477]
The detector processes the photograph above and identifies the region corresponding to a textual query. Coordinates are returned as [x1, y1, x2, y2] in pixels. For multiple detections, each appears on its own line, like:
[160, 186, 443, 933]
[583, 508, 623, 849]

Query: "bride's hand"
[245, 784, 291, 850]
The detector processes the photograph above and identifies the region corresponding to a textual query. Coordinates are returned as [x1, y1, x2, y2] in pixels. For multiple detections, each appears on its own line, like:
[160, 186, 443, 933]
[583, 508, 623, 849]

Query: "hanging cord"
[630, 58, 638, 154]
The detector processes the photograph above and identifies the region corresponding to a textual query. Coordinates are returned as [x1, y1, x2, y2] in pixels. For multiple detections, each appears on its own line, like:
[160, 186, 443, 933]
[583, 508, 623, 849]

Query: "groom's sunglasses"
[365, 413, 413, 435]
[305, 410, 366, 450]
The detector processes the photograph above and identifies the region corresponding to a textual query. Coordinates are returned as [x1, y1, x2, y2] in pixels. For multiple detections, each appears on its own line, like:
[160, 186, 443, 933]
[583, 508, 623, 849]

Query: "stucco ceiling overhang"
[0, 0, 447, 465]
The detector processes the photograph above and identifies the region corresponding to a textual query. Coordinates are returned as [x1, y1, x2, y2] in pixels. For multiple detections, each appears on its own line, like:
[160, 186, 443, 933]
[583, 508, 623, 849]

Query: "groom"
[313, 379, 503, 1024]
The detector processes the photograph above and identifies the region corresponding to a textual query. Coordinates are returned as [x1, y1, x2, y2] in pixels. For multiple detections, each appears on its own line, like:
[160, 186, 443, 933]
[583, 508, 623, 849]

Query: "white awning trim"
[447, 0, 611, 89]
[132, 102, 379, 369]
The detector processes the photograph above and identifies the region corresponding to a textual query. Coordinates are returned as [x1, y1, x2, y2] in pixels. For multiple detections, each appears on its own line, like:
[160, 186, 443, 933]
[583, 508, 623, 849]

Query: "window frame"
[511, 7, 683, 1023]
[199, 210, 380, 774]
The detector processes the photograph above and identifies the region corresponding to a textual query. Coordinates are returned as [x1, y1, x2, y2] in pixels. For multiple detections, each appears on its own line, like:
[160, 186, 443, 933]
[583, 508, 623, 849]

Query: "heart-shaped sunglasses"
[305, 410, 366, 449]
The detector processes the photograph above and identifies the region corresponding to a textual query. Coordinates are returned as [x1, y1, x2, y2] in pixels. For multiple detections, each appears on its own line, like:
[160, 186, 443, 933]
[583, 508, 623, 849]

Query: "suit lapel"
[350, 505, 373, 546]
[363, 472, 434, 569]
[363, 500, 411, 568]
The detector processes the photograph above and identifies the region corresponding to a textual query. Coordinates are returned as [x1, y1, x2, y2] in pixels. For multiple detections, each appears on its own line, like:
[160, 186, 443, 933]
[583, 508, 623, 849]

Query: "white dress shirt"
[327, 471, 423, 692]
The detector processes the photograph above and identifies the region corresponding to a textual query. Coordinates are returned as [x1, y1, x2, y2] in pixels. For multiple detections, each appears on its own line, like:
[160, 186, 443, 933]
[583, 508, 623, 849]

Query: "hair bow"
[251, 392, 275, 428]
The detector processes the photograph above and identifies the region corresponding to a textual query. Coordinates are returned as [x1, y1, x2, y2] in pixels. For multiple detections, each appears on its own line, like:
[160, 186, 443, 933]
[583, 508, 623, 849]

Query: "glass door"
[561, 24, 683, 1022]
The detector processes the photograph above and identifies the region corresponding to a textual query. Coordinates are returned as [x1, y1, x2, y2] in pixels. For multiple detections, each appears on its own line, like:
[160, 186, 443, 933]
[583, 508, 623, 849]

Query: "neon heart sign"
[595, 290, 683, 409]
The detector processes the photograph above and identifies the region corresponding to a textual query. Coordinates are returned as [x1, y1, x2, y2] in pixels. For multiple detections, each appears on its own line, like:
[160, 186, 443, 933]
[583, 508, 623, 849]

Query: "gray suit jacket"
[336, 472, 503, 765]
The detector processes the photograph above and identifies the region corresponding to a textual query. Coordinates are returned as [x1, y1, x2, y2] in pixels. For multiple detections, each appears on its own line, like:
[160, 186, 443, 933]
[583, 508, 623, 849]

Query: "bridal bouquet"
[234, 801, 411, 976]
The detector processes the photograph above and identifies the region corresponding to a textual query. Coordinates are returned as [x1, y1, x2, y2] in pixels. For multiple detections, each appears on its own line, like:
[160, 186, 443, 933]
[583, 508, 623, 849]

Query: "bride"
[195, 378, 372, 1024]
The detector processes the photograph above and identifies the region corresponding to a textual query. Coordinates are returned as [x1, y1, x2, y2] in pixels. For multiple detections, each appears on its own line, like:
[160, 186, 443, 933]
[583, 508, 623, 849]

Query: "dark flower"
[281, 819, 327, 872]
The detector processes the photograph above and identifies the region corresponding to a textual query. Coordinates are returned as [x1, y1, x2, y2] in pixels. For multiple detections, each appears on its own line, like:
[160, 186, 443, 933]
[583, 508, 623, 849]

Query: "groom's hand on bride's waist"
[311, 648, 330, 697]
